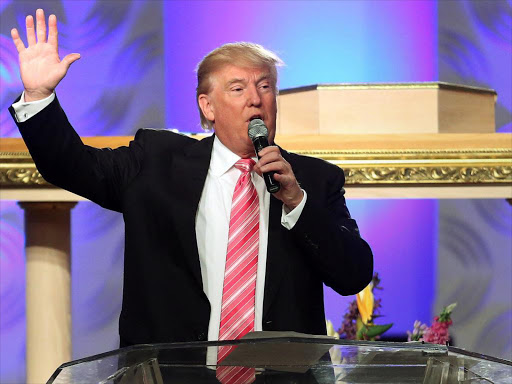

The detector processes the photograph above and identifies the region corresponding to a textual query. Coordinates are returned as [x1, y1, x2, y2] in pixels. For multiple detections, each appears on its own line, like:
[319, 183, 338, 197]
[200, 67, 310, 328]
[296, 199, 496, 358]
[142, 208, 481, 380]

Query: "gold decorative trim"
[0, 152, 33, 158]
[297, 148, 512, 185]
[296, 148, 511, 160]
[0, 152, 50, 186]
[279, 82, 497, 95]
[1, 147, 511, 187]
[316, 82, 496, 94]
[0, 167, 48, 186]
[344, 166, 511, 184]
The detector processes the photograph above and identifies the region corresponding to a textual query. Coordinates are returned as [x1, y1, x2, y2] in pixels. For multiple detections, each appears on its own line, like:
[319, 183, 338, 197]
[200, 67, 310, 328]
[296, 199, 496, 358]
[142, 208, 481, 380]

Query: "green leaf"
[439, 303, 457, 322]
[365, 323, 393, 338]
[356, 323, 368, 340]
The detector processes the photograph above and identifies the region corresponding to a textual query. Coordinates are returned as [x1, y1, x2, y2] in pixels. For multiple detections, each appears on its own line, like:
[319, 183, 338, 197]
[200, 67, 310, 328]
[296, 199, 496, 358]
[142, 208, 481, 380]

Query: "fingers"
[254, 146, 302, 206]
[255, 148, 292, 184]
[10, 28, 26, 53]
[36, 9, 47, 43]
[26, 15, 36, 46]
[258, 159, 287, 176]
[47, 14, 58, 48]
[258, 150, 281, 165]
[255, 146, 283, 172]
[24, 9, 51, 47]
[258, 146, 279, 158]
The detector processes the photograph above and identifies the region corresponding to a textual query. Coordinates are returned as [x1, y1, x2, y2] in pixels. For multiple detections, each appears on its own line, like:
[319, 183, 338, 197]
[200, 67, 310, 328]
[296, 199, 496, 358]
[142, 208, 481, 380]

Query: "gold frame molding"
[301, 148, 511, 185]
[1, 139, 510, 188]
[0, 151, 46, 186]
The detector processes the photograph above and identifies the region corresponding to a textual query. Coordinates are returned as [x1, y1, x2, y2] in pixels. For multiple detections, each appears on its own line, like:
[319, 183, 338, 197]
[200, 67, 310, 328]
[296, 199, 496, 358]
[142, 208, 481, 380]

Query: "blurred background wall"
[436, 0, 512, 360]
[0, 1, 510, 382]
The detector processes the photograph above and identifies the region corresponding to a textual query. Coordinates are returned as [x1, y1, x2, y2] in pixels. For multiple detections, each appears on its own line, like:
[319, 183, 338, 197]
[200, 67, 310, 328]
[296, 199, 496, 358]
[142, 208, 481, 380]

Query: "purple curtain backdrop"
[2, 0, 510, 382]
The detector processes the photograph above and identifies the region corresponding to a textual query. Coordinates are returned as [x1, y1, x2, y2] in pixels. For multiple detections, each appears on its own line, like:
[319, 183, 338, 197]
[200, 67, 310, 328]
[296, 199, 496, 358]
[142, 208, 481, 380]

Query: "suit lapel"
[171, 134, 214, 290]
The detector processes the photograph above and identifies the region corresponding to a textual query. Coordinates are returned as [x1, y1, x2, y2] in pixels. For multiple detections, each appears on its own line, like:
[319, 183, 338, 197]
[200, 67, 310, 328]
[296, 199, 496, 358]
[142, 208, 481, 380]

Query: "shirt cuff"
[280, 189, 307, 230]
[12, 91, 55, 123]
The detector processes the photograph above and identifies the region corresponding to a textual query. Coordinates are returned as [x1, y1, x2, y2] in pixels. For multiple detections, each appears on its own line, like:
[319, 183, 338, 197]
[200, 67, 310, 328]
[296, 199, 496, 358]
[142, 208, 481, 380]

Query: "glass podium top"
[48, 336, 512, 384]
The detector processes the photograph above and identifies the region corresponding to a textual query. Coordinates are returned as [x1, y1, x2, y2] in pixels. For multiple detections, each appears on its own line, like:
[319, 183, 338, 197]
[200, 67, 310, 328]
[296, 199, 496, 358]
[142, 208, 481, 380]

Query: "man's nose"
[246, 85, 262, 106]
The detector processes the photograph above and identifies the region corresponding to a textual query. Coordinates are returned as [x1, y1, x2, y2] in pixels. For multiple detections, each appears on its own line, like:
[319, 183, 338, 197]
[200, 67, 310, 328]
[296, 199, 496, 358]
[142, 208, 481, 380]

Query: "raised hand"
[11, 9, 80, 102]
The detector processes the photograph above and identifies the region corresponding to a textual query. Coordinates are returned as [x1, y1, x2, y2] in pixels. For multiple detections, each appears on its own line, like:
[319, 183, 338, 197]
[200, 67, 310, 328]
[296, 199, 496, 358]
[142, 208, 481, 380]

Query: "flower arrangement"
[407, 303, 457, 345]
[336, 273, 393, 340]
[327, 273, 457, 345]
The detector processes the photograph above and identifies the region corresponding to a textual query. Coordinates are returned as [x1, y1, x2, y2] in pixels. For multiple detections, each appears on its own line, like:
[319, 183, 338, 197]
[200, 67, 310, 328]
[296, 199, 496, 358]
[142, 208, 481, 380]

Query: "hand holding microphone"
[248, 119, 281, 193]
[249, 119, 304, 210]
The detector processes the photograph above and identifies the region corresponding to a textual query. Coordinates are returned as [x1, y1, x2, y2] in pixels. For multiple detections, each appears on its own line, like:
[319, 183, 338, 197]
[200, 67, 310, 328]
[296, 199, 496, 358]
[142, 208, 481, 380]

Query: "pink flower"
[412, 303, 456, 345]
[407, 320, 428, 341]
[422, 317, 452, 344]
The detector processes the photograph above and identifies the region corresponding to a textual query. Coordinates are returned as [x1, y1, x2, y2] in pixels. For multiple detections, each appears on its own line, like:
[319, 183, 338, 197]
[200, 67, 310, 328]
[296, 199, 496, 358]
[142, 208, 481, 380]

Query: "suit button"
[198, 332, 206, 341]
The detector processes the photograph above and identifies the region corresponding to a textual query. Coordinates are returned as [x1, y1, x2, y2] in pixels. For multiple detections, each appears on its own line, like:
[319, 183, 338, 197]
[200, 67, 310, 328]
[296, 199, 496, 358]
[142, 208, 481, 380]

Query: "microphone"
[248, 119, 281, 193]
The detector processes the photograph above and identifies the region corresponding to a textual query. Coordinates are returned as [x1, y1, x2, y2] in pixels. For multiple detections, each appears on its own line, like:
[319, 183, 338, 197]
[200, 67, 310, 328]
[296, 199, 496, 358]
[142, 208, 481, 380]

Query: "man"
[10, 9, 373, 351]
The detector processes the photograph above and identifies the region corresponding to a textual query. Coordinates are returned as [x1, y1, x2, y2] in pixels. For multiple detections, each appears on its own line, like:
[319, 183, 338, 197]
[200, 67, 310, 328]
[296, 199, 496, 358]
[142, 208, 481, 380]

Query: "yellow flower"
[356, 282, 374, 325]
[326, 319, 340, 339]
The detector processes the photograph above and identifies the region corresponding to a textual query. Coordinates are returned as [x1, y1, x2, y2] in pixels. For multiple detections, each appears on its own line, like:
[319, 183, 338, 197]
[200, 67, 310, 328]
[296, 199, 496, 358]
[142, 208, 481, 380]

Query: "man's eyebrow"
[224, 74, 272, 88]
[225, 78, 246, 88]
[256, 74, 271, 83]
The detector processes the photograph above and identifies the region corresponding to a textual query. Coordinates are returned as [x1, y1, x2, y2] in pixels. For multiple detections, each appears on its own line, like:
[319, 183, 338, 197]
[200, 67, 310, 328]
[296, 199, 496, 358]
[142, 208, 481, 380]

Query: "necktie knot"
[235, 159, 255, 174]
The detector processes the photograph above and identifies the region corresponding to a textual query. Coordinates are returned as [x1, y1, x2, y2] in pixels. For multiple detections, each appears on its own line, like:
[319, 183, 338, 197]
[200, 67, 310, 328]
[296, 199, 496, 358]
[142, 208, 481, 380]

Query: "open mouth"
[249, 115, 262, 122]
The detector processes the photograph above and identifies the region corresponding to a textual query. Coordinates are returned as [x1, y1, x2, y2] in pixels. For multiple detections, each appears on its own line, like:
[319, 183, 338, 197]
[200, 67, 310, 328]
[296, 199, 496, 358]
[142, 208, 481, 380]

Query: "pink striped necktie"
[216, 159, 258, 384]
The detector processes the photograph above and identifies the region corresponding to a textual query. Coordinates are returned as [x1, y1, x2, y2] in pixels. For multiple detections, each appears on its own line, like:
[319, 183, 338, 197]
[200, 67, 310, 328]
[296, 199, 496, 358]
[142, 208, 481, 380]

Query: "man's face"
[198, 64, 277, 158]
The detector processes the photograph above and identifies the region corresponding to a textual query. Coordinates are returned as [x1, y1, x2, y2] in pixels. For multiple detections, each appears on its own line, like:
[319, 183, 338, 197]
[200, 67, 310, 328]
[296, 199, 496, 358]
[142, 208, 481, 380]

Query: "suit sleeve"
[290, 162, 374, 296]
[9, 94, 144, 212]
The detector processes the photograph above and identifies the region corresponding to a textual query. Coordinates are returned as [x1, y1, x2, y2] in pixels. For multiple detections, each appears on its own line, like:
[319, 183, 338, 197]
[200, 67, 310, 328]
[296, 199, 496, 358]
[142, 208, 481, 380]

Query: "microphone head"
[248, 118, 268, 141]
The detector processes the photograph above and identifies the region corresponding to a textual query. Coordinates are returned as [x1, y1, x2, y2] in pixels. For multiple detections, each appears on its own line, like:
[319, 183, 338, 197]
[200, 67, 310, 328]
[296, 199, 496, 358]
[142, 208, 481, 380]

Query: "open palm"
[11, 9, 80, 102]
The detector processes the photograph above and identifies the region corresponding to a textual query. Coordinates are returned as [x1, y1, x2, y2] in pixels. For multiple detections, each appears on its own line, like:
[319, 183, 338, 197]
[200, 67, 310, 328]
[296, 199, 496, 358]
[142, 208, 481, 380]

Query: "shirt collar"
[210, 136, 257, 177]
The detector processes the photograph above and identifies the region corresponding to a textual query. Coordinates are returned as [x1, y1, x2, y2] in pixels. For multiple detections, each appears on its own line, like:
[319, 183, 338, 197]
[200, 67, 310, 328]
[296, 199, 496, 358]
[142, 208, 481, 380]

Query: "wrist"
[285, 189, 304, 211]
[24, 89, 52, 102]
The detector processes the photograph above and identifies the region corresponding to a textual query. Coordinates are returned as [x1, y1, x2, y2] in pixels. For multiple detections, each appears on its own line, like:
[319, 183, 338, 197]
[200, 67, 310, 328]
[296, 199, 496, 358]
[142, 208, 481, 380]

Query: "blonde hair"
[195, 42, 284, 130]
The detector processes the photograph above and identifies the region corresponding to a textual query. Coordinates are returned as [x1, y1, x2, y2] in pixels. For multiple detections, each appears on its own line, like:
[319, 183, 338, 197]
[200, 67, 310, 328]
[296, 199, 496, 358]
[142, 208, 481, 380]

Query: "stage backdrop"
[0, 1, 510, 382]
[436, 0, 512, 360]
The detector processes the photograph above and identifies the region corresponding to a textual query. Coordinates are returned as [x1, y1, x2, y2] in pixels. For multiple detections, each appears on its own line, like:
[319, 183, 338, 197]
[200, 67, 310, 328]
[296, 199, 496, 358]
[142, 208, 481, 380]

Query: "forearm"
[9, 94, 143, 211]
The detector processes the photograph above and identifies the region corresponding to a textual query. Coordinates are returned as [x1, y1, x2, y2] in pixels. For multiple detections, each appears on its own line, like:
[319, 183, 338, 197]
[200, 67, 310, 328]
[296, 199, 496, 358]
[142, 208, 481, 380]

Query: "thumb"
[61, 53, 81, 69]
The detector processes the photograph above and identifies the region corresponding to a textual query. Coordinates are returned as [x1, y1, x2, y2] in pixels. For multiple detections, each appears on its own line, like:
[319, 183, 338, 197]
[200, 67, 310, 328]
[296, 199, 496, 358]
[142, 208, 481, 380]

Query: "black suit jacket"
[10, 96, 373, 346]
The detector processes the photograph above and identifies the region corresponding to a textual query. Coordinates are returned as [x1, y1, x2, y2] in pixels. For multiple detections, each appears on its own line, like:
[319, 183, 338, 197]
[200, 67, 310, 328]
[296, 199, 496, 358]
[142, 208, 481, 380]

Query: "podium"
[46, 337, 511, 383]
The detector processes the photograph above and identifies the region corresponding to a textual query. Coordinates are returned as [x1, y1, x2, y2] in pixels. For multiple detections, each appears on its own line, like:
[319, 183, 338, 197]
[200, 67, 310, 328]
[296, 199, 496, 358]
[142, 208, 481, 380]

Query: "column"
[19, 202, 76, 384]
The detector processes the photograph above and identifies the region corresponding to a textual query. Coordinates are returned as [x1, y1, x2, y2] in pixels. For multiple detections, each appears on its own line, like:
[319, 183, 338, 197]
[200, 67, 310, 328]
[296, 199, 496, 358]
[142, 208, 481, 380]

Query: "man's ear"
[198, 94, 215, 122]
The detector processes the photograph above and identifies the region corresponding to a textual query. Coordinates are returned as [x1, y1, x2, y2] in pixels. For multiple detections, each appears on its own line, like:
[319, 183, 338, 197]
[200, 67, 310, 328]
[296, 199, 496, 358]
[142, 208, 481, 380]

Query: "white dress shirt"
[196, 136, 306, 365]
